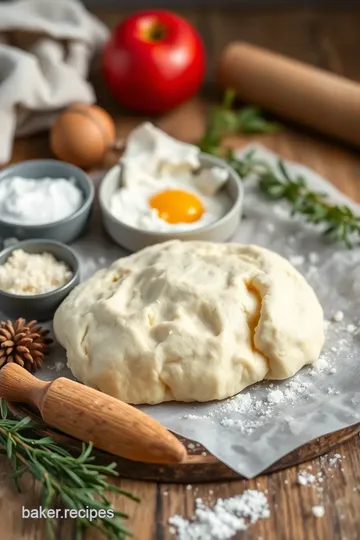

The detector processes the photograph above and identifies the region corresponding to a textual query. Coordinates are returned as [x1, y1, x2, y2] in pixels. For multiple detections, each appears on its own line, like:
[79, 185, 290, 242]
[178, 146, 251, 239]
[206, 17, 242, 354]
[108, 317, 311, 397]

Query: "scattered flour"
[327, 387, 340, 395]
[346, 324, 357, 334]
[267, 389, 285, 404]
[289, 255, 305, 266]
[218, 393, 253, 415]
[297, 471, 316, 485]
[309, 252, 320, 265]
[273, 204, 290, 219]
[328, 453, 342, 467]
[331, 311, 344, 322]
[168, 490, 270, 540]
[54, 361, 64, 373]
[312, 506, 325, 518]
[323, 320, 331, 331]
[183, 414, 202, 420]
[81, 256, 100, 279]
[284, 379, 309, 400]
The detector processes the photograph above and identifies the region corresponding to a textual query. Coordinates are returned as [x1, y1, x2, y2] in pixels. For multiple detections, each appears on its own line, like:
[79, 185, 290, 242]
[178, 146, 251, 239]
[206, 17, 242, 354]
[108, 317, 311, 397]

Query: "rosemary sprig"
[198, 90, 360, 247]
[0, 400, 138, 540]
[246, 155, 360, 246]
[199, 88, 281, 155]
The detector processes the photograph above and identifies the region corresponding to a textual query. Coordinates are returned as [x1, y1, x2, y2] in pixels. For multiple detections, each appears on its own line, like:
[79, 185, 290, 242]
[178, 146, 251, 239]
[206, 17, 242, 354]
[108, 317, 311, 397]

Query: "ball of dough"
[50, 104, 116, 169]
[54, 241, 324, 404]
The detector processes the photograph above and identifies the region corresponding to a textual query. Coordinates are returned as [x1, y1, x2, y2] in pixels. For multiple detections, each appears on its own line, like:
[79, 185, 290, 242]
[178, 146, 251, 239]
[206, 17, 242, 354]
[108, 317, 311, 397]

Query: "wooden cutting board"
[8, 401, 360, 483]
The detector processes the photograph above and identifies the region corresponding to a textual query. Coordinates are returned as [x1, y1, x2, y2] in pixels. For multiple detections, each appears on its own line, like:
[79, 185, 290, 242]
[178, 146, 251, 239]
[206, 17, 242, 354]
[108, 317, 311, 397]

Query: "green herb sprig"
[199, 90, 360, 247]
[256, 158, 360, 247]
[199, 88, 280, 155]
[0, 400, 137, 540]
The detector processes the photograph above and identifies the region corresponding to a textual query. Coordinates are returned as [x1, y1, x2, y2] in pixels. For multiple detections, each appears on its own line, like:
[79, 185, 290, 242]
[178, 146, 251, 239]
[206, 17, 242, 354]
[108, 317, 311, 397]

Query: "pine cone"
[0, 318, 52, 372]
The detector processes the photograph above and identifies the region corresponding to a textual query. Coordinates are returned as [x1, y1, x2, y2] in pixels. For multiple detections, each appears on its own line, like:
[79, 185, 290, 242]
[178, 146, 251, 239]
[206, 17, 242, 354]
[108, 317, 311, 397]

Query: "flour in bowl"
[0, 176, 83, 225]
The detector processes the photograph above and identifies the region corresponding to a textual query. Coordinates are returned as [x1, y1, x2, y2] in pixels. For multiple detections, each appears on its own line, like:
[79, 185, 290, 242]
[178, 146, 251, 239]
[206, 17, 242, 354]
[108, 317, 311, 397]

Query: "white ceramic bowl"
[0, 159, 94, 245]
[99, 153, 244, 252]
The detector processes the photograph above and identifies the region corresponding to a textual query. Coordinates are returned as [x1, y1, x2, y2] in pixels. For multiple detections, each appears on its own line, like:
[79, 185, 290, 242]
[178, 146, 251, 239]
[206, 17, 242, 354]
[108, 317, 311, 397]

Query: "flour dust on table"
[169, 489, 270, 540]
[5, 145, 359, 479]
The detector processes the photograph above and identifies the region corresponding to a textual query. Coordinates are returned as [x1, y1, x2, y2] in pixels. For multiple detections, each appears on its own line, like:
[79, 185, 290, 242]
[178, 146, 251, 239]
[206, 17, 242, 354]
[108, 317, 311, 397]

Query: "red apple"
[102, 10, 205, 114]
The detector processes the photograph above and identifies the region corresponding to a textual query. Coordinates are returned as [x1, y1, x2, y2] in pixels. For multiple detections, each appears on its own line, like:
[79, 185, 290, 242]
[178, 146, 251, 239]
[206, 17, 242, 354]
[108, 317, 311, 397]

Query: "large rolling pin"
[219, 42, 360, 147]
[0, 363, 186, 464]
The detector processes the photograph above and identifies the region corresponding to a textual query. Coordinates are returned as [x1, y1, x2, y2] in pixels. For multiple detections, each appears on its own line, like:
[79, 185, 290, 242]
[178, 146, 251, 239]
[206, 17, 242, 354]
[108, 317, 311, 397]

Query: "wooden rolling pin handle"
[0, 363, 51, 411]
[0, 363, 187, 465]
[218, 42, 360, 147]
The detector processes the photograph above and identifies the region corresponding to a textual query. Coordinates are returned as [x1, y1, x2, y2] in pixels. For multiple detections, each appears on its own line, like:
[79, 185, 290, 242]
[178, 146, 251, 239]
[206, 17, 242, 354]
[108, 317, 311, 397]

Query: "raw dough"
[53, 241, 324, 404]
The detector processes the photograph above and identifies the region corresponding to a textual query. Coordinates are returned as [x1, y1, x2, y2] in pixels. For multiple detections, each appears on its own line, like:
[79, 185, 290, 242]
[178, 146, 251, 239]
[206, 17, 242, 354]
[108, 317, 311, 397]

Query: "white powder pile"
[0, 249, 73, 295]
[328, 453, 342, 467]
[332, 310, 344, 322]
[296, 451, 350, 519]
[297, 471, 316, 486]
[267, 389, 285, 404]
[183, 413, 202, 420]
[309, 252, 320, 265]
[273, 204, 290, 219]
[312, 506, 325, 518]
[54, 361, 65, 373]
[169, 490, 270, 540]
[193, 375, 314, 435]
[289, 255, 305, 266]
[346, 324, 357, 334]
[218, 393, 253, 415]
[0, 176, 83, 225]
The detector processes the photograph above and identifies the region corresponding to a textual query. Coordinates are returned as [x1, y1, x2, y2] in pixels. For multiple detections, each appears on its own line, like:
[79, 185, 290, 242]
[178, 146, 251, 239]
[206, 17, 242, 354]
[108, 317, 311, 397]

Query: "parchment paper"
[2, 145, 359, 479]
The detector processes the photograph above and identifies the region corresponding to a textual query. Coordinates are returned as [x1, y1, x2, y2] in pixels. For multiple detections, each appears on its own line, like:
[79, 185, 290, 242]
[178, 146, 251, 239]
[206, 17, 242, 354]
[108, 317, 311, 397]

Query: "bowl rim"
[0, 239, 80, 300]
[0, 159, 95, 230]
[98, 151, 244, 238]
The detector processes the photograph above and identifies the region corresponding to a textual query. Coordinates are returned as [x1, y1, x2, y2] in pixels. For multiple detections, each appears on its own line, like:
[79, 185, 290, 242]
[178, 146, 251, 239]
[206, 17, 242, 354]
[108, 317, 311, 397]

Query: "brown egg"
[50, 104, 116, 169]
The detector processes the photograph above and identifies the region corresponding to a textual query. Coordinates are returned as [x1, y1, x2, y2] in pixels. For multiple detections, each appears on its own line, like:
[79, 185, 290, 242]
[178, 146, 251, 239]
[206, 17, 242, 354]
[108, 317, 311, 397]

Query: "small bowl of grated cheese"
[0, 239, 80, 321]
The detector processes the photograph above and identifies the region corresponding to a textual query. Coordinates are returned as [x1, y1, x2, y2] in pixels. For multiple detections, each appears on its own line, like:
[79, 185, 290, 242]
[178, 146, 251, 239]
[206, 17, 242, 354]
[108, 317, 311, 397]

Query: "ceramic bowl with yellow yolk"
[99, 153, 243, 252]
[149, 189, 205, 225]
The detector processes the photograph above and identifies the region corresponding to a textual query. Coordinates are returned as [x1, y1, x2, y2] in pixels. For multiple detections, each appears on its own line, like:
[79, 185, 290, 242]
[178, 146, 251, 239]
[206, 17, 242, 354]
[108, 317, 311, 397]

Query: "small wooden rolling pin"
[0, 363, 186, 464]
[219, 42, 360, 147]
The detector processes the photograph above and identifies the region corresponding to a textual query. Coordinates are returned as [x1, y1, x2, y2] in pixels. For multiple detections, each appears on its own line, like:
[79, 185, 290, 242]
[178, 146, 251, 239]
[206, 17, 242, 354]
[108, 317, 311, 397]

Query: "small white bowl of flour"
[0, 176, 83, 226]
[0, 159, 94, 244]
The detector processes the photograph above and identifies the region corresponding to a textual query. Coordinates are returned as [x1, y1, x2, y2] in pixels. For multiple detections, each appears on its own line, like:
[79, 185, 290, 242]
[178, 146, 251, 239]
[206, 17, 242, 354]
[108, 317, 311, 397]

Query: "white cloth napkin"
[0, 0, 109, 165]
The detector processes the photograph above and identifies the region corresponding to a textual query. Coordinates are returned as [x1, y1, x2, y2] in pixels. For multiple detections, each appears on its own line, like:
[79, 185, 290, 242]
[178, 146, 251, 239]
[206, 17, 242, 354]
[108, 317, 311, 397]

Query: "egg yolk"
[149, 190, 204, 224]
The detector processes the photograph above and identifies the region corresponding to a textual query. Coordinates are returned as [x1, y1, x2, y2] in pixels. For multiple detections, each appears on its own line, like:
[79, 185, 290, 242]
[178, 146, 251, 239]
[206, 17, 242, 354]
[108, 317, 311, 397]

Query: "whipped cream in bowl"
[99, 123, 243, 252]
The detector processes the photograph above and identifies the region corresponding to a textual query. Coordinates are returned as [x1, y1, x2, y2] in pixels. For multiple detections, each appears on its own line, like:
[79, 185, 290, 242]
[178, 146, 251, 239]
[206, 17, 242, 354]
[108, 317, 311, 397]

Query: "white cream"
[193, 166, 229, 196]
[0, 176, 83, 225]
[109, 123, 232, 232]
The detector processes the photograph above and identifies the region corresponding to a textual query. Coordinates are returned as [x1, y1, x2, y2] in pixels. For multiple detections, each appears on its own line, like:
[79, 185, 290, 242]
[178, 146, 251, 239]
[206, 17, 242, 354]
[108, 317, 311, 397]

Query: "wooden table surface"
[1, 6, 360, 540]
